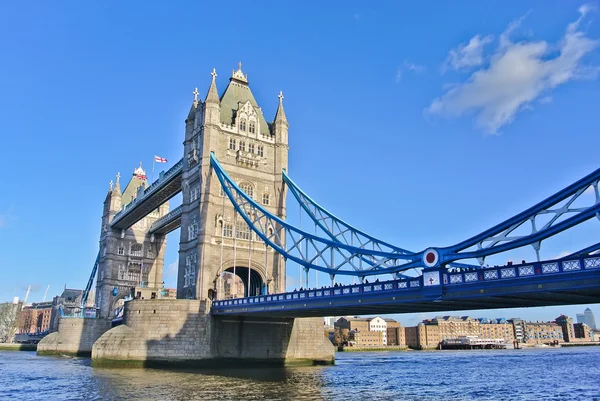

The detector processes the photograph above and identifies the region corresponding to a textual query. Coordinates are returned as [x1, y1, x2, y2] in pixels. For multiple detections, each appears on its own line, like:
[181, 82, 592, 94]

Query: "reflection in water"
[1, 347, 599, 400]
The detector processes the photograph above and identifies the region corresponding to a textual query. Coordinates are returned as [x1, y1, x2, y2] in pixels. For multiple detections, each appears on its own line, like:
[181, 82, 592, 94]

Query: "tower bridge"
[38, 63, 600, 367]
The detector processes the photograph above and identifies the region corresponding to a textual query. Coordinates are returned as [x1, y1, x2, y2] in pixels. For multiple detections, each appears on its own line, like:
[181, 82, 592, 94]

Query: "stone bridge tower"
[96, 166, 169, 318]
[178, 64, 288, 300]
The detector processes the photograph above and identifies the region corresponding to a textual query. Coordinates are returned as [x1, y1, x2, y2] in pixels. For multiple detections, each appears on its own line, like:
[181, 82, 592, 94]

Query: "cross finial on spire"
[238, 61, 242, 71]
[211, 68, 217, 80]
[278, 90, 284, 104]
[116, 172, 121, 185]
[109, 180, 114, 191]
[193, 87, 199, 103]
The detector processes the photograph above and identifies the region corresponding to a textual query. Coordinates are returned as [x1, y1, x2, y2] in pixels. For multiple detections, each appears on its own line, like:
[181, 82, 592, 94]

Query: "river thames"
[1, 347, 599, 400]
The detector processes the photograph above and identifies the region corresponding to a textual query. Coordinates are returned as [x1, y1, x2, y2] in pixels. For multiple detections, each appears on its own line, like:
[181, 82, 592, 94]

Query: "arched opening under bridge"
[223, 266, 264, 298]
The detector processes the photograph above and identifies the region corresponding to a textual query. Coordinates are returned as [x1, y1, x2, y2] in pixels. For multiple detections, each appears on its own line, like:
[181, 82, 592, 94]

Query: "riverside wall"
[37, 317, 111, 357]
[91, 299, 334, 367]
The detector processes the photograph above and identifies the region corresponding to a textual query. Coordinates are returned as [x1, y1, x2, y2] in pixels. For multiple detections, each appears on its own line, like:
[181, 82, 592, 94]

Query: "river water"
[1, 348, 599, 400]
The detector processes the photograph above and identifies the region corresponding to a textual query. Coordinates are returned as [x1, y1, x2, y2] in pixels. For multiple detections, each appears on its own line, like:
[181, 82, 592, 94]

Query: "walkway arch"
[224, 266, 264, 297]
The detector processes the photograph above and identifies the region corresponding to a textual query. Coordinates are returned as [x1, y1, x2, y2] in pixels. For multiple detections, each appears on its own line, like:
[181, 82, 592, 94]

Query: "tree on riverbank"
[0, 302, 21, 342]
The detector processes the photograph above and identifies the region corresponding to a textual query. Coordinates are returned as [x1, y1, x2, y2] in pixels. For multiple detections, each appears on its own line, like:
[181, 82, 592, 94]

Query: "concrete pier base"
[92, 299, 334, 367]
[37, 317, 111, 357]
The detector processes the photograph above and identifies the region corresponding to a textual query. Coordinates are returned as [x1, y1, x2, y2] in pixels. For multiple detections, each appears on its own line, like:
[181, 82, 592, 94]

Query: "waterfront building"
[555, 315, 576, 342]
[385, 319, 404, 346]
[16, 301, 53, 334]
[405, 323, 440, 349]
[478, 318, 515, 343]
[423, 316, 480, 340]
[508, 318, 525, 343]
[576, 308, 597, 330]
[573, 323, 591, 340]
[334, 316, 403, 347]
[523, 322, 563, 344]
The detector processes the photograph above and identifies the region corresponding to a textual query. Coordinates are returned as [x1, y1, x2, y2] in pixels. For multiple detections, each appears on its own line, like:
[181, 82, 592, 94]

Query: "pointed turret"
[187, 87, 200, 121]
[273, 91, 289, 145]
[113, 172, 121, 194]
[274, 91, 288, 126]
[204, 68, 220, 104]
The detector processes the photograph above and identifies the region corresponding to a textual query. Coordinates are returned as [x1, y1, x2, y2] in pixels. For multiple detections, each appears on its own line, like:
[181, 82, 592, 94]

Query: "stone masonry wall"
[92, 299, 334, 367]
[37, 317, 111, 356]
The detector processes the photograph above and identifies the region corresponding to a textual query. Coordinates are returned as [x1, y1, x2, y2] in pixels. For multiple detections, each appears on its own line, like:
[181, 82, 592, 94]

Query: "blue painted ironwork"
[212, 254, 600, 316]
[213, 153, 599, 278]
[438, 167, 600, 266]
[81, 251, 100, 309]
[210, 153, 421, 276]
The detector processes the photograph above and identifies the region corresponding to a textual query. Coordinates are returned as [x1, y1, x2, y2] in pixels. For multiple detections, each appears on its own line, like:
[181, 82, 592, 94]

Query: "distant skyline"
[1, 1, 599, 324]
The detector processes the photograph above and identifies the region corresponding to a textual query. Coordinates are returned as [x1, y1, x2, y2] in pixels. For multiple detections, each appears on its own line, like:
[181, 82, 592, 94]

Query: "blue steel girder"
[210, 153, 420, 276]
[149, 205, 183, 235]
[283, 170, 482, 273]
[437, 168, 600, 266]
[110, 159, 184, 230]
[213, 152, 600, 275]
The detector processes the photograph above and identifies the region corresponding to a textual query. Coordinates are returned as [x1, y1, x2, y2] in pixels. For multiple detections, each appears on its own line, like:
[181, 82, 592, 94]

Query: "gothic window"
[249, 121, 256, 133]
[147, 248, 154, 258]
[229, 138, 236, 150]
[236, 221, 251, 240]
[130, 244, 143, 257]
[184, 252, 198, 288]
[239, 141, 246, 152]
[117, 244, 125, 256]
[262, 193, 270, 205]
[248, 143, 255, 154]
[257, 145, 264, 157]
[240, 119, 247, 131]
[118, 264, 126, 280]
[188, 215, 199, 241]
[240, 182, 253, 198]
[223, 223, 233, 238]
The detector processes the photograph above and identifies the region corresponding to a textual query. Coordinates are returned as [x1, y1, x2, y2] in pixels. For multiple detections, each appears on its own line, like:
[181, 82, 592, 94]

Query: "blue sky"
[1, 1, 599, 325]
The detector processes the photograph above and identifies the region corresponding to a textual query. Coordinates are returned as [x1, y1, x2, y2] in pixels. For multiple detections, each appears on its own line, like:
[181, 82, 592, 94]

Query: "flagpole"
[151, 156, 156, 184]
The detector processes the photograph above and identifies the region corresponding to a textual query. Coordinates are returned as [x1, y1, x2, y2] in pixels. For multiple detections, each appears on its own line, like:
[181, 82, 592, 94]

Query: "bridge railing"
[111, 158, 184, 224]
[212, 255, 600, 309]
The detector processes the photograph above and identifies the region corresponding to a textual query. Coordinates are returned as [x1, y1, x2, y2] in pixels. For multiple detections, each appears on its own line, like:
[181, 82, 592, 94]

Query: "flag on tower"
[154, 155, 168, 163]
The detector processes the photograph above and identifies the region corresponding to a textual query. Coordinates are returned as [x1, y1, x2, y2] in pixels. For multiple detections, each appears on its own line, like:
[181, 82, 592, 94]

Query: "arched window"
[130, 244, 142, 257]
[236, 221, 251, 240]
[262, 193, 270, 205]
[249, 121, 256, 133]
[257, 145, 264, 157]
[240, 119, 247, 131]
[240, 182, 253, 198]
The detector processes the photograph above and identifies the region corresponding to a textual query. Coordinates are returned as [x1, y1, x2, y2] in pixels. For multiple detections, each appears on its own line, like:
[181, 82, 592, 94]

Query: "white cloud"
[395, 60, 425, 84]
[395, 69, 402, 83]
[405, 61, 425, 73]
[444, 34, 493, 71]
[165, 259, 178, 278]
[426, 5, 598, 134]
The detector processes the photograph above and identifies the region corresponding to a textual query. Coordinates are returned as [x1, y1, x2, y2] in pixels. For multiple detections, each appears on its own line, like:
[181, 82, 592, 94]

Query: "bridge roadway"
[110, 158, 184, 231]
[211, 255, 600, 317]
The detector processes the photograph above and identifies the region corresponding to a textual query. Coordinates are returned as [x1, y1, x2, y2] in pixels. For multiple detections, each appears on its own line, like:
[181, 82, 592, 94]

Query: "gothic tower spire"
[205, 68, 220, 104]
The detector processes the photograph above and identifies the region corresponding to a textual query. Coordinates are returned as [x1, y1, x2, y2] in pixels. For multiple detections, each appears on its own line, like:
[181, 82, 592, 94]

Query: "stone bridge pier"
[91, 299, 334, 367]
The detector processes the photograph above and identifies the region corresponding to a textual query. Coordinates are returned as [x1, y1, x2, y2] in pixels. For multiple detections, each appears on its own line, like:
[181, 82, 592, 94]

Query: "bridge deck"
[212, 257, 600, 317]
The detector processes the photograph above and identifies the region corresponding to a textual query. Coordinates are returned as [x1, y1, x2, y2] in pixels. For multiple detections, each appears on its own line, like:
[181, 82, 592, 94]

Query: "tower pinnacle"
[231, 62, 248, 84]
[192, 87, 199, 105]
[205, 68, 220, 104]
[274, 90, 287, 124]
[114, 172, 121, 193]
